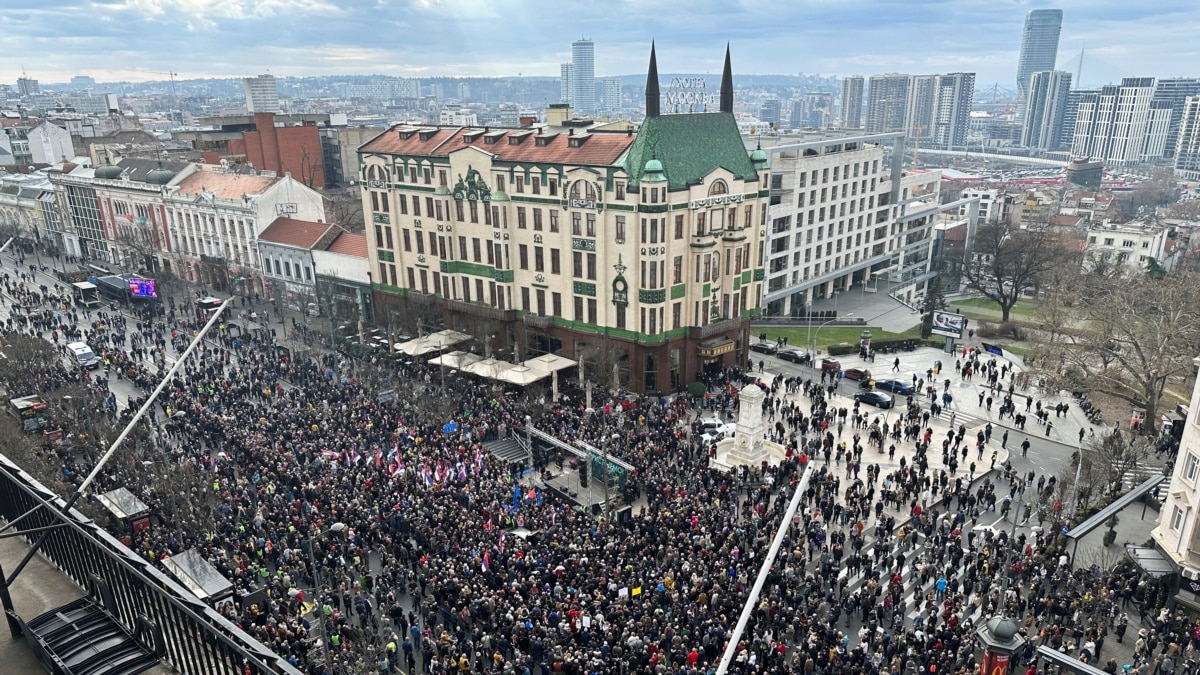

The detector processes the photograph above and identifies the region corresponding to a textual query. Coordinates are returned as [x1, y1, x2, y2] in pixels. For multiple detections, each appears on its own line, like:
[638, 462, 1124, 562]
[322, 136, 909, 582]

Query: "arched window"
[367, 165, 385, 181]
[708, 180, 728, 196]
[569, 181, 597, 200]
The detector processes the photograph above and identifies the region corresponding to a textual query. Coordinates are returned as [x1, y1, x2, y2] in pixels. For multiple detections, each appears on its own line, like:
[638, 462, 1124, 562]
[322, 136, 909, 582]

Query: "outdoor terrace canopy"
[393, 329, 473, 356]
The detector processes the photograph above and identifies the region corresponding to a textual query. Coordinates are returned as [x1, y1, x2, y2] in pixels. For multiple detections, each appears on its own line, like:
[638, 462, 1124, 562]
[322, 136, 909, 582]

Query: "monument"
[712, 381, 788, 469]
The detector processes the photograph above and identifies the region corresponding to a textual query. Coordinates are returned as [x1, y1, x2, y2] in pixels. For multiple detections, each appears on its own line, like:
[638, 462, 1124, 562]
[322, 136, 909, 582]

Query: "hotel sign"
[689, 193, 746, 210]
[666, 77, 716, 107]
[568, 199, 597, 209]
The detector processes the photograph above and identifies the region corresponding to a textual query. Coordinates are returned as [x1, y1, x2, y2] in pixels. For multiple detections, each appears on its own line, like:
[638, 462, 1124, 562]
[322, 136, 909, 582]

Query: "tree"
[1079, 429, 1155, 499]
[324, 187, 365, 234]
[919, 276, 947, 339]
[961, 223, 1078, 322]
[1044, 270, 1200, 434]
[1127, 169, 1179, 216]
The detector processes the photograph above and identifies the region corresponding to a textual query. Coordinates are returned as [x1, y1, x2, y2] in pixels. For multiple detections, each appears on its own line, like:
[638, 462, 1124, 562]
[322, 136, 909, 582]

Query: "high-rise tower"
[1016, 9, 1063, 100]
[840, 76, 864, 128]
[571, 39, 595, 115]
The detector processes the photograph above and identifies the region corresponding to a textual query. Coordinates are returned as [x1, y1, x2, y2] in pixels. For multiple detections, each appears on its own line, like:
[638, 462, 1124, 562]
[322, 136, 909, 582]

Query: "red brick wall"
[239, 113, 324, 188]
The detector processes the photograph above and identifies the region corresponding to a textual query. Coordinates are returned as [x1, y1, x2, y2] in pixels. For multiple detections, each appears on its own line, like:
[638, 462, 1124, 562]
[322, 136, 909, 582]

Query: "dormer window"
[509, 136, 523, 145]
[399, 130, 415, 140]
[418, 130, 435, 141]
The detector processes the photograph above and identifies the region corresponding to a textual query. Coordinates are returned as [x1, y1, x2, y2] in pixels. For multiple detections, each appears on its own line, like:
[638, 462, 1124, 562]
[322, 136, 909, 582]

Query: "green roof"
[625, 112, 760, 190]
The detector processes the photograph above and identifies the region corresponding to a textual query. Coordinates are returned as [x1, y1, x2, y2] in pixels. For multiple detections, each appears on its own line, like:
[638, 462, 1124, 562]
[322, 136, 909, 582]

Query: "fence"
[0, 452, 302, 675]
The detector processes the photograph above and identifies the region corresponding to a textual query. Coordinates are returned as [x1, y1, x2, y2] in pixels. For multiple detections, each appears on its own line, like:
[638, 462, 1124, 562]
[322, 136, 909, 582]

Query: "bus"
[196, 296, 224, 322]
[71, 281, 102, 309]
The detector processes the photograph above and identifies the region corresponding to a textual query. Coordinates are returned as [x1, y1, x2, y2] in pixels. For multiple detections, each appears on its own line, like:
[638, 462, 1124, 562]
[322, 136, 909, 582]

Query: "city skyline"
[2, 1, 1199, 89]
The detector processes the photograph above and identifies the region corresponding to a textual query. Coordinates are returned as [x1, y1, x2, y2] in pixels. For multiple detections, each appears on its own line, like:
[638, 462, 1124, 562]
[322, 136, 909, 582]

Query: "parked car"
[777, 349, 806, 364]
[854, 390, 894, 409]
[820, 358, 841, 372]
[750, 341, 778, 355]
[874, 379, 915, 396]
[698, 418, 736, 443]
[842, 367, 871, 381]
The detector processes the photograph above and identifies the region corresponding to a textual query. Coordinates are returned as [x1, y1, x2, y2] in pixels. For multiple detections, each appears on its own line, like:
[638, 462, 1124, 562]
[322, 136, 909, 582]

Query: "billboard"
[930, 311, 967, 339]
[128, 278, 158, 299]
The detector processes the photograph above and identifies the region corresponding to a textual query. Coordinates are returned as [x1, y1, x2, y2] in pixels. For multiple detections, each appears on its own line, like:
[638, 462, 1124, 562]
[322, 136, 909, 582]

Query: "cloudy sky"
[2, 0, 1197, 90]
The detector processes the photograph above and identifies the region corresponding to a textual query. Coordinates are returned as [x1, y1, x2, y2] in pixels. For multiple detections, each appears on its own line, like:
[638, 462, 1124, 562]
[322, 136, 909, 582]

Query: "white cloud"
[97, 0, 339, 20]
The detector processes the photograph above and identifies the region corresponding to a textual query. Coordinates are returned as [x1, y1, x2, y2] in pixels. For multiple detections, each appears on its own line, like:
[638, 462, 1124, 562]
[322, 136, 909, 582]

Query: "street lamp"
[811, 313, 853, 359]
[309, 521, 346, 673]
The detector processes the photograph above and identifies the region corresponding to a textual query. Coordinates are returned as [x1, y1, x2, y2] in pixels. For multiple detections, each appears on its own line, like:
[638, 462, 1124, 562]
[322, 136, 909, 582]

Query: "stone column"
[728, 383, 767, 464]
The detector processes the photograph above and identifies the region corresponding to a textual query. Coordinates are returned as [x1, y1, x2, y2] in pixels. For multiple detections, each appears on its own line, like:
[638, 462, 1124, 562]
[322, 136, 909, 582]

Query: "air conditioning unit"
[1182, 567, 1200, 581]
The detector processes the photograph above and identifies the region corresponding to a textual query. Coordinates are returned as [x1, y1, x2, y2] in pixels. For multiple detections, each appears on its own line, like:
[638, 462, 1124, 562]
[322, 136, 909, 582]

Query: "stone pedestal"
[726, 383, 768, 465]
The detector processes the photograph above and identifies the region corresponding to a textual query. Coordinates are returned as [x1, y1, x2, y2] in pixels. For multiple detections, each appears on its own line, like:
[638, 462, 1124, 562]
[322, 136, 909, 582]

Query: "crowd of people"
[0, 255, 1181, 675]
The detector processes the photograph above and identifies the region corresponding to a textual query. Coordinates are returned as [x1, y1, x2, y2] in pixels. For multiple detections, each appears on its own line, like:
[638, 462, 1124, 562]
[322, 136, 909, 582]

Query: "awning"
[522, 353, 577, 373]
[1125, 544, 1176, 578]
[698, 337, 735, 359]
[394, 329, 473, 356]
[428, 350, 483, 371]
[161, 549, 234, 602]
[97, 487, 149, 520]
[463, 357, 516, 380]
[497, 365, 551, 386]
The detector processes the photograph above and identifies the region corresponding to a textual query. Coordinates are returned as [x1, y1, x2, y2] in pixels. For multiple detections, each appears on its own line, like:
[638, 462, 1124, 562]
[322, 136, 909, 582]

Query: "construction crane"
[144, 70, 180, 124]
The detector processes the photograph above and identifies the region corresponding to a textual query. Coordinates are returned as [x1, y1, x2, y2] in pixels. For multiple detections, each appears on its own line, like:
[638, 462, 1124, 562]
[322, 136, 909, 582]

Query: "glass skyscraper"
[1015, 9, 1063, 101]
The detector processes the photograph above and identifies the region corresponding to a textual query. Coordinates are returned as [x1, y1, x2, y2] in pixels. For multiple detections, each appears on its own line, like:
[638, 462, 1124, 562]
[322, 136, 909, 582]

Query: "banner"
[931, 311, 967, 339]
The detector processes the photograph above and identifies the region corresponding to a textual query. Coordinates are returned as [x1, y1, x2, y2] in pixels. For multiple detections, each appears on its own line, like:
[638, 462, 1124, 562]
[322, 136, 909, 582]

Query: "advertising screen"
[128, 278, 158, 299]
[930, 311, 967, 339]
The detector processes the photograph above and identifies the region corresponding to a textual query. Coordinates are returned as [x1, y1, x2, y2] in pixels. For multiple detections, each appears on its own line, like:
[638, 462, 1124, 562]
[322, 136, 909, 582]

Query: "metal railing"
[0, 453, 302, 675]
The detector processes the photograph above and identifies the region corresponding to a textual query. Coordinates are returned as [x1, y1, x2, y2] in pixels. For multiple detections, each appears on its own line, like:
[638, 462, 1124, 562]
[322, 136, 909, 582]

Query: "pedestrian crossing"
[832, 527, 986, 631]
[1119, 461, 1170, 493]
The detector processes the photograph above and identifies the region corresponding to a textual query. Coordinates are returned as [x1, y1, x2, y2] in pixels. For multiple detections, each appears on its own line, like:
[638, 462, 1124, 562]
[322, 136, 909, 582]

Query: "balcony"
[523, 313, 554, 329]
[444, 298, 515, 322]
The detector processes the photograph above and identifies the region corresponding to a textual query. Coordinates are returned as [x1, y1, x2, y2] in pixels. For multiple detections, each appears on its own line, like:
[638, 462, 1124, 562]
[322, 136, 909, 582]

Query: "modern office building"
[840, 76, 864, 129]
[865, 74, 911, 134]
[457, 82, 471, 101]
[805, 93, 834, 129]
[1022, 70, 1073, 150]
[1152, 78, 1200, 159]
[16, 77, 39, 97]
[1175, 96, 1200, 180]
[759, 100, 782, 128]
[599, 77, 622, 113]
[1015, 9, 1063, 101]
[932, 73, 976, 149]
[242, 74, 280, 114]
[571, 39, 595, 115]
[1071, 78, 1155, 166]
[559, 63, 574, 105]
[358, 44, 768, 393]
[758, 130, 977, 317]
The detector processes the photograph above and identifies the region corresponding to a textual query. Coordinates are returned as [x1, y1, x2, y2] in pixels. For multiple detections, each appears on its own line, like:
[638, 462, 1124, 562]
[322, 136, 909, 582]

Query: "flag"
[498, 532, 506, 554]
[536, 490, 543, 508]
[321, 449, 340, 460]
[350, 450, 362, 465]
[457, 462, 467, 480]
[375, 449, 383, 468]
[481, 550, 490, 572]
[512, 483, 521, 509]
[421, 464, 432, 486]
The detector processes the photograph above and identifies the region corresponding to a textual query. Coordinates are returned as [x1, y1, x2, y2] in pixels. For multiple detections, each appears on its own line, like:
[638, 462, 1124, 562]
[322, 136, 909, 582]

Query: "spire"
[645, 42, 660, 118]
[719, 42, 734, 114]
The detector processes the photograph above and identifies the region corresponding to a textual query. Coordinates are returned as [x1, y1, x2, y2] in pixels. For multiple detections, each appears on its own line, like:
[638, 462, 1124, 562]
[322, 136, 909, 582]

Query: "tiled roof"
[259, 217, 339, 250]
[324, 231, 368, 258]
[116, 158, 189, 183]
[360, 126, 634, 167]
[173, 169, 278, 199]
[624, 112, 759, 189]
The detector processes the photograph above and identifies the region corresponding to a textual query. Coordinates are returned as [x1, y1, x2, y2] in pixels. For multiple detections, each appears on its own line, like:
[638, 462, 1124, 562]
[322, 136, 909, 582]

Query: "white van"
[67, 342, 100, 370]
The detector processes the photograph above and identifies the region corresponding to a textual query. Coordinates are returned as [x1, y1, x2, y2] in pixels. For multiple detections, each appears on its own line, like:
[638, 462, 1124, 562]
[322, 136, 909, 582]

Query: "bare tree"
[1080, 429, 1156, 499]
[325, 187, 365, 234]
[1045, 270, 1200, 435]
[961, 223, 1078, 322]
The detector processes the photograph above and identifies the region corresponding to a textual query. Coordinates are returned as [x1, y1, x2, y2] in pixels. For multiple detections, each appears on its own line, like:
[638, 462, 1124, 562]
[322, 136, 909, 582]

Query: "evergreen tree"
[920, 276, 947, 339]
